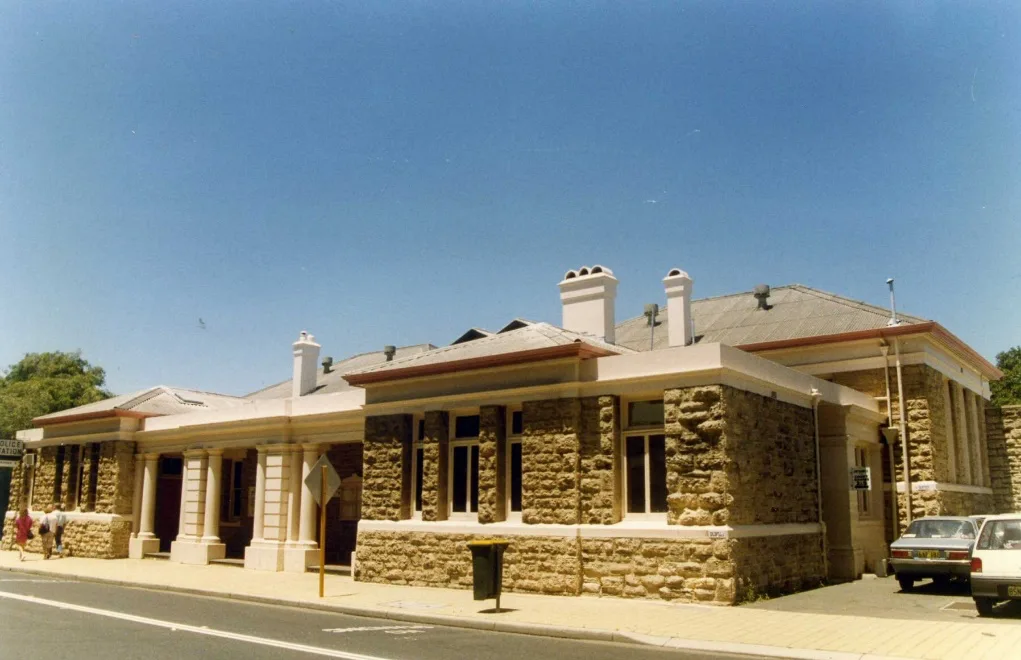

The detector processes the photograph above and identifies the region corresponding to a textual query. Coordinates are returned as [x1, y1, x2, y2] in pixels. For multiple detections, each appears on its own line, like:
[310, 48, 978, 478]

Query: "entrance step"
[307, 564, 351, 576]
[143, 552, 170, 560]
[209, 557, 245, 568]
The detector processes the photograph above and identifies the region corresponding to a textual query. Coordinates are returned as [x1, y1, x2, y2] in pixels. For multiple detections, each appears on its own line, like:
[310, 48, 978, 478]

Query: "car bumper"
[890, 558, 971, 579]
[971, 575, 1021, 599]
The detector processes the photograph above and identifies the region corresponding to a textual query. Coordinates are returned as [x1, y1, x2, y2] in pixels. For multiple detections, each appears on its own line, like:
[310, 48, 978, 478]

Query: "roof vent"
[384, 345, 396, 362]
[322, 356, 333, 374]
[564, 270, 578, 280]
[753, 284, 771, 310]
[578, 266, 590, 276]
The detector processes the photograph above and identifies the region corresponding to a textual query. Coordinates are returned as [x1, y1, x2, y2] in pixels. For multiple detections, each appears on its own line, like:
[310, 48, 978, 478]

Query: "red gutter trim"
[32, 409, 153, 428]
[344, 342, 617, 386]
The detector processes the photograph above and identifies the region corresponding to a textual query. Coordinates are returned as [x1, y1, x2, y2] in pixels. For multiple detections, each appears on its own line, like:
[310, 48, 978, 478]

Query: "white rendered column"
[953, 383, 973, 485]
[202, 449, 224, 542]
[138, 454, 159, 539]
[287, 445, 302, 543]
[298, 444, 321, 544]
[176, 455, 190, 539]
[252, 448, 267, 541]
[131, 454, 145, 536]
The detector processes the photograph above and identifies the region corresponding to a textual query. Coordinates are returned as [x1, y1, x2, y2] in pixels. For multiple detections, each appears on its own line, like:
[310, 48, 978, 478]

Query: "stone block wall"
[731, 534, 826, 600]
[363, 415, 412, 521]
[30, 446, 59, 511]
[422, 411, 449, 521]
[2, 515, 132, 558]
[521, 398, 582, 525]
[477, 406, 506, 524]
[355, 530, 581, 595]
[579, 396, 620, 525]
[95, 441, 136, 515]
[987, 405, 1021, 513]
[664, 385, 817, 527]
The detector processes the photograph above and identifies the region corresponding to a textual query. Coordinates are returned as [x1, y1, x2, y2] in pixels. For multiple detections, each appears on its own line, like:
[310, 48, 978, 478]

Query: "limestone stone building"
[1, 267, 1007, 604]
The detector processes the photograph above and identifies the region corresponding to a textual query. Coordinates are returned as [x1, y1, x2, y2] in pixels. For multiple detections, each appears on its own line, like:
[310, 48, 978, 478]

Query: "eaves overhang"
[343, 342, 619, 387]
[737, 321, 1002, 381]
[32, 409, 153, 428]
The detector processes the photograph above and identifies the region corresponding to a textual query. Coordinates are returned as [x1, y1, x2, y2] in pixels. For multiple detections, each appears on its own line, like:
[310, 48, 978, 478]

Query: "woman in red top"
[14, 507, 33, 561]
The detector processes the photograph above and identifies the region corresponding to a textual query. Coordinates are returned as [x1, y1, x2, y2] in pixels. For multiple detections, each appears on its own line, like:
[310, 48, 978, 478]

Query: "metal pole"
[319, 464, 326, 598]
[894, 338, 911, 524]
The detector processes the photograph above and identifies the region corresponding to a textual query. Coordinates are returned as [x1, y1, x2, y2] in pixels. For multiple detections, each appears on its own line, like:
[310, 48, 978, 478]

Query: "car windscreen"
[977, 520, 1021, 550]
[903, 519, 975, 539]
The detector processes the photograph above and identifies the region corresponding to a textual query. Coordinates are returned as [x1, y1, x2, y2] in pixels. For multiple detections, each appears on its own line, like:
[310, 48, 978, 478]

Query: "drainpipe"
[811, 387, 827, 577]
[880, 344, 900, 536]
[893, 337, 911, 523]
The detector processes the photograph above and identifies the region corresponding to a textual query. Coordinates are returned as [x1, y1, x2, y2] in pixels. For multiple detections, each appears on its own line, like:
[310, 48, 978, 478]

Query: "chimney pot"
[558, 265, 617, 343]
[384, 345, 396, 362]
[292, 331, 321, 397]
[663, 269, 693, 347]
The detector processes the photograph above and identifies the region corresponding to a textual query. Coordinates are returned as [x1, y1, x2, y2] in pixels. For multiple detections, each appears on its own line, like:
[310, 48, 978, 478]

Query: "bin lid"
[466, 538, 511, 548]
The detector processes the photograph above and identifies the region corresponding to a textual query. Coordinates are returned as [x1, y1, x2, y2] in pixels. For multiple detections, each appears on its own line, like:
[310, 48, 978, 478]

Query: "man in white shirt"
[54, 505, 67, 555]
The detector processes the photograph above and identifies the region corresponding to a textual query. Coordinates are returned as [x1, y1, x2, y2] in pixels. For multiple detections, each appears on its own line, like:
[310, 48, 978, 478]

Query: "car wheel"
[974, 597, 995, 617]
[898, 576, 914, 591]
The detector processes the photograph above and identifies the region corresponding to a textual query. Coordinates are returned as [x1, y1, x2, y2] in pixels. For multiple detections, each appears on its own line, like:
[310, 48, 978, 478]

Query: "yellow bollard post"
[319, 463, 326, 598]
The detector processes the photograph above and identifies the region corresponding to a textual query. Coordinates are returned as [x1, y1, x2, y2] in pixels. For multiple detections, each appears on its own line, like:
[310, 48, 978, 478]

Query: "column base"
[170, 539, 227, 565]
[244, 541, 286, 571]
[283, 545, 319, 573]
[128, 536, 161, 559]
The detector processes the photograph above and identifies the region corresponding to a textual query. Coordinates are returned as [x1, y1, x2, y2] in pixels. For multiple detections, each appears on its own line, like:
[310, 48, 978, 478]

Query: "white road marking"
[323, 625, 432, 635]
[0, 579, 58, 583]
[0, 590, 396, 659]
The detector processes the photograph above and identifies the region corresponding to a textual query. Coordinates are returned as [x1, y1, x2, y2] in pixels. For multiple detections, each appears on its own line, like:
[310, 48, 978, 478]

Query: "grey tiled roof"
[345, 323, 632, 377]
[33, 386, 249, 422]
[615, 284, 928, 352]
[245, 344, 436, 399]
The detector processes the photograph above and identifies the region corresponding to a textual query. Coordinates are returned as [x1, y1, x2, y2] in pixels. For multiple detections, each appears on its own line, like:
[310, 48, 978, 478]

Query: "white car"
[970, 514, 1021, 616]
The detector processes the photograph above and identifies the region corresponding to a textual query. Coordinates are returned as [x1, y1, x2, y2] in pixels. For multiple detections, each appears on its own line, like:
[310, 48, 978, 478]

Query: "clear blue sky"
[1, 2, 1018, 397]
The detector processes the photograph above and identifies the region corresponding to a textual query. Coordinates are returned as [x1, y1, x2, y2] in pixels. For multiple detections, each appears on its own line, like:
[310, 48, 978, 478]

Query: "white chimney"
[663, 268, 693, 347]
[558, 265, 618, 343]
[292, 331, 321, 398]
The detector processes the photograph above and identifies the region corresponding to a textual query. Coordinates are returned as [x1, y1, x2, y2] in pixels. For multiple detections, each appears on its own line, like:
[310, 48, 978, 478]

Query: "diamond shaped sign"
[304, 455, 342, 507]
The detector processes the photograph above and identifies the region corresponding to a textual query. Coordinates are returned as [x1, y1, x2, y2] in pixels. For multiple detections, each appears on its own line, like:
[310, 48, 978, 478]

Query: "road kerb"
[0, 565, 918, 660]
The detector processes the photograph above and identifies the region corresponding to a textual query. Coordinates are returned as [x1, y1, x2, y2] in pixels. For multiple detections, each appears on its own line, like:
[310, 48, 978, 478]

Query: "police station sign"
[0, 438, 25, 468]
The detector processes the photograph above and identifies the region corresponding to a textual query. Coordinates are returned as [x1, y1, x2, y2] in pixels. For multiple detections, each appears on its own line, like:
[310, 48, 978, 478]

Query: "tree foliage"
[0, 351, 112, 437]
[991, 346, 1021, 407]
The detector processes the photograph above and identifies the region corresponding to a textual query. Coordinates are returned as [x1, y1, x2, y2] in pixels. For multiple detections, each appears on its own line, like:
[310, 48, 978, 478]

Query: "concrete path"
[2, 552, 1017, 660]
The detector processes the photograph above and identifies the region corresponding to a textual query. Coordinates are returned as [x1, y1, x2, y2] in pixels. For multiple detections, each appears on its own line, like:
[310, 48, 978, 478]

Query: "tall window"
[506, 410, 523, 521]
[53, 446, 66, 504]
[86, 443, 100, 511]
[624, 399, 667, 517]
[854, 446, 871, 516]
[221, 460, 244, 522]
[449, 414, 480, 518]
[411, 418, 425, 518]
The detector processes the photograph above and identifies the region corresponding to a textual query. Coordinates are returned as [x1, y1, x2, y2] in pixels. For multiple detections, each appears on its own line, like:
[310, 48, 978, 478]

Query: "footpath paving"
[0, 551, 1017, 660]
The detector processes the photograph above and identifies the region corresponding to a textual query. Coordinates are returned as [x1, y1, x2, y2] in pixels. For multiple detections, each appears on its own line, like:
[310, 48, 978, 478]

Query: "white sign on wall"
[850, 467, 871, 491]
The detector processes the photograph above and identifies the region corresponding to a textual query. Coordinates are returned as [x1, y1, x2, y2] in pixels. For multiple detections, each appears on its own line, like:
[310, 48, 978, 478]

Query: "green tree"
[0, 351, 112, 437]
[991, 346, 1021, 407]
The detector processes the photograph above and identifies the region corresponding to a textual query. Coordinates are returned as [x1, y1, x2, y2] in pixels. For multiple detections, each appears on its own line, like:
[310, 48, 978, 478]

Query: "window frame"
[621, 395, 667, 521]
[448, 412, 481, 521]
[410, 416, 425, 520]
[505, 408, 523, 523]
[854, 445, 873, 518]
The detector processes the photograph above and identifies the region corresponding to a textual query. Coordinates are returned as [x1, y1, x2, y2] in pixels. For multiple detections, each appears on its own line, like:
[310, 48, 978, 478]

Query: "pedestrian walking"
[54, 504, 67, 555]
[38, 506, 57, 560]
[14, 507, 33, 561]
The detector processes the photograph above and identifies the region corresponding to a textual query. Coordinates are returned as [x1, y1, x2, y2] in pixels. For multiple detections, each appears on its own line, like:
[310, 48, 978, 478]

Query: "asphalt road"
[0, 574, 775, 660]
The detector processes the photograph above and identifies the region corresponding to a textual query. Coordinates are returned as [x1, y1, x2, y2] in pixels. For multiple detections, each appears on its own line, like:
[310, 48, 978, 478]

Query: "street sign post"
[850, 466, 871, 491]
[0, 438, 25, 469]
[304, 455, 341, 597]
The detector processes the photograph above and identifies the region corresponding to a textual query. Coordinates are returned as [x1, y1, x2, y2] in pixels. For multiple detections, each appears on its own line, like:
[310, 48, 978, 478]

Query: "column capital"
[134, 453, 146, 462]
[256, 445, 269, 455]
[302, 443, 323, 454]
[143, 453, 161, 462]
[205, 448, 224, 458]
